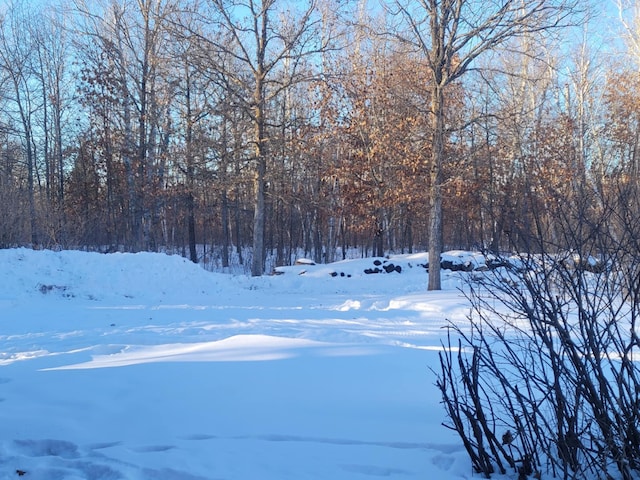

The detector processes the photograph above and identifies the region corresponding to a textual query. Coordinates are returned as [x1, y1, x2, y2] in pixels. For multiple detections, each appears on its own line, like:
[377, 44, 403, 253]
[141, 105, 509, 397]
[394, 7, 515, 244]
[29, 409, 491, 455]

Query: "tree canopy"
[0, 0, 634, 279]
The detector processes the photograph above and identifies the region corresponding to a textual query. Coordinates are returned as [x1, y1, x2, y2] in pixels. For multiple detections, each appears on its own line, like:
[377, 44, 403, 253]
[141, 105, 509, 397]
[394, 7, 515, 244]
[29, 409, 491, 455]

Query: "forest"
[0, 0, 636, 279]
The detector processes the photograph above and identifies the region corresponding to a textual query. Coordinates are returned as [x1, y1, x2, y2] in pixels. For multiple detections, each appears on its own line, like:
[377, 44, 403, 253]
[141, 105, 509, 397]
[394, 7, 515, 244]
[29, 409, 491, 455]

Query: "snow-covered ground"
[0, 248, 479, 480]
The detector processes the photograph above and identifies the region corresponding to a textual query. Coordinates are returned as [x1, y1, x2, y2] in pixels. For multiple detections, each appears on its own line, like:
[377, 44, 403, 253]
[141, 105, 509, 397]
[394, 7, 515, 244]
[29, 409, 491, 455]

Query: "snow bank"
[0, 248, 224, 303]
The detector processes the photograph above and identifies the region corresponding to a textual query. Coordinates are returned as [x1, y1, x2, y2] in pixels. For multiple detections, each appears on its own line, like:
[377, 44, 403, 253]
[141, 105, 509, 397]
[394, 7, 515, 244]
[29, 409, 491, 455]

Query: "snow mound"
[0, 248, 223, 303]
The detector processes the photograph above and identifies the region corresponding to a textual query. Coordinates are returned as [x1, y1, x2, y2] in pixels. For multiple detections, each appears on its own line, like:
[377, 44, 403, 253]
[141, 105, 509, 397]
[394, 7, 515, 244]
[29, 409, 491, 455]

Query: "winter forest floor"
[0, 248, 496, 480]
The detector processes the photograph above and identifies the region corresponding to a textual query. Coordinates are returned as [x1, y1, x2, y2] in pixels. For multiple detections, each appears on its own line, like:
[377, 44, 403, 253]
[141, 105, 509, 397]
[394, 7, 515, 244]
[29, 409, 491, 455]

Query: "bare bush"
[437, 182, 640, 479]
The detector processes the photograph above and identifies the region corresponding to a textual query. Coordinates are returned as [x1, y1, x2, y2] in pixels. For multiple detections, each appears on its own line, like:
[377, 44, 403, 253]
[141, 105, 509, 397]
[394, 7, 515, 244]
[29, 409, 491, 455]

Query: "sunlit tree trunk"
[252, 69, 267, 275]
[428, 83, 444, 289]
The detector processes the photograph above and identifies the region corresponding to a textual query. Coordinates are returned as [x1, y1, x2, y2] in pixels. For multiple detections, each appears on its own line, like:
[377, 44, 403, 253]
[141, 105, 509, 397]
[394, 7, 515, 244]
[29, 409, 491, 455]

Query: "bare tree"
[186, 0, 340, 275]
[74, 0, 177, 250]
[0, 0, 41, 247]
[385, 0, 579, 290]
[616, 0, 640, 68]
[33, 6, 75, 245]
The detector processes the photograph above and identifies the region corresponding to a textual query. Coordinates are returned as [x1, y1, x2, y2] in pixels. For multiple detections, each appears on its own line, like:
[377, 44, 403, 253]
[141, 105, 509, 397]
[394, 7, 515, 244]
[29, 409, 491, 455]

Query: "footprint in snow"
[140, 467, 213, 480]
[12, 439, 79, 459]
[431, 453, 455, 471]
[88, 441, 123, 450]
[131, 445, 176, 453]
[182, 434, 216, 441]
[341, 464, 412, 477]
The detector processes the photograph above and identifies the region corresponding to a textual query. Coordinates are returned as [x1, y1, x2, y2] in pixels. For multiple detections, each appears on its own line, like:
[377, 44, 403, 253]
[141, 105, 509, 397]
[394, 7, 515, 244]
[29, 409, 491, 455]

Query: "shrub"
[437, 183, 640, 480]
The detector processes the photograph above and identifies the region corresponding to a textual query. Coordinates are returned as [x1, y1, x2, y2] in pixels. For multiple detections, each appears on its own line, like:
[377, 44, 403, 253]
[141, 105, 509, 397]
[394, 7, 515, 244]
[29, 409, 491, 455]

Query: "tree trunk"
[326, 216, 336, 264]
[187, 190, 197, 263]
[26, 129, 38, 248]
[122, 78, 138, 250]
[54, 88, 65, 245]
[374, 214, 384, 258]
[184, 66, 197, 264]
[251, 74, 267, 276]
[235, 192, 244, 265]
[428, 83, 445, 290]
[221, 189, 230, 268]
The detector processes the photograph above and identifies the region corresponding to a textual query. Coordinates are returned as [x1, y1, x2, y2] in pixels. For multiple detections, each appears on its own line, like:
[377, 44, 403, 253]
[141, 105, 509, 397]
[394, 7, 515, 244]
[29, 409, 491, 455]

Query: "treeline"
[0, 0, 637, 274]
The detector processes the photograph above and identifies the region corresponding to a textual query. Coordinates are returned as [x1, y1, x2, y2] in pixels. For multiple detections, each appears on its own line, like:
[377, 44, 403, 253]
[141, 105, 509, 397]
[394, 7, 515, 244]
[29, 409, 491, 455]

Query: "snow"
[0, 248, 479, 480]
